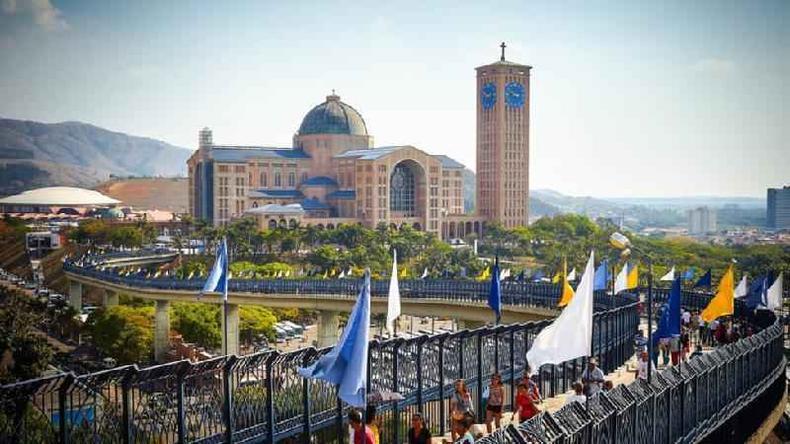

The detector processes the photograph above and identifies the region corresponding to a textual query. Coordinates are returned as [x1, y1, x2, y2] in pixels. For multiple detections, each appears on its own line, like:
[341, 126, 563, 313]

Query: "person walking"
[485, 373, 504, 433]
[365, 404, 380, 444]
[348, 409, 374, 444]
[581, 358, 604, 396]
[407, 412, 432, 444]
[450, 379, 473, 442]
[514, 383, 539, 423]
[635, 351, 655, 380]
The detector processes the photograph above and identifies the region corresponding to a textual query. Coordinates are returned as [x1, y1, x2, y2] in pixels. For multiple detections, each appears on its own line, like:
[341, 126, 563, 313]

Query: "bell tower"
[475, 42, 531, 228]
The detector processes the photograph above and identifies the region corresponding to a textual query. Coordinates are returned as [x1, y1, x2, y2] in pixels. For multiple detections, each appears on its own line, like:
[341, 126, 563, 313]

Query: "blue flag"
[593, 259, 610, 291]
[531, 270, 545, 282]
[652, 303, 671, 345]
[299, 271, 371, 407]
[746, 275, 767, 309]
[517, 270, 526, 282]
[693, 269, 712, 288]
[489, 257, 502, 324]
[682, 267, 696, 280]
[202, 238, 228, 301]
[668, 277, 682, 337]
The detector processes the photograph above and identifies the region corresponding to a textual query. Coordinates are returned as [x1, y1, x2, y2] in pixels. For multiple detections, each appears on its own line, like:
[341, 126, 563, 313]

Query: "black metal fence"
[2, 264, 642, 444]
[3, 256, 782, 444]
[477, 314, 785, 444]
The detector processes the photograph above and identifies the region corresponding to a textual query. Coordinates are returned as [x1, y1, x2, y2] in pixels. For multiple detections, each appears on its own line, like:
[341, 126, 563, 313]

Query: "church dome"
[298, 93, 368, 136]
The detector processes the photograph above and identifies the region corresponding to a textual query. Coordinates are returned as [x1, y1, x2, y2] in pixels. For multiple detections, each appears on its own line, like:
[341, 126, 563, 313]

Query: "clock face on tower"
[481, 82, 496, 110]
[505, 82, 525, 108]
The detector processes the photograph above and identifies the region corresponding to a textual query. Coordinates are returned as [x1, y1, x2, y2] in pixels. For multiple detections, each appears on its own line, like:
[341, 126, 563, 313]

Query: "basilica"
[188, 47, 531, 238]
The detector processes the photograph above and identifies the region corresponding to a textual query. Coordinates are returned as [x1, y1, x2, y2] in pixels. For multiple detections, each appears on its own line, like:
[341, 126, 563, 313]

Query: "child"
[452, 412, 476, 444]
[515, 383, 539, 423]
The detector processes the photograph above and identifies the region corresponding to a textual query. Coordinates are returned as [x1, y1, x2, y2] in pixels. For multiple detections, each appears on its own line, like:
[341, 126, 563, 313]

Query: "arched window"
[288, 172, 296, 187]
[274, 172, 281, 187]
[268, 219, 277, 229]
[390, 163, 416, 215]
[260, 172, 267, 187]
[301, 172, 308, 184]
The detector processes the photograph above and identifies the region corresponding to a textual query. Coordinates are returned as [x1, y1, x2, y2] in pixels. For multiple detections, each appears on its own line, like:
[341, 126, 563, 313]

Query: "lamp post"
[609, 232, 654, 382]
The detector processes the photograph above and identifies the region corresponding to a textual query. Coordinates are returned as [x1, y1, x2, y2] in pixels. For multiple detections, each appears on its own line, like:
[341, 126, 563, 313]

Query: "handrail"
[0, 251, 783, 444]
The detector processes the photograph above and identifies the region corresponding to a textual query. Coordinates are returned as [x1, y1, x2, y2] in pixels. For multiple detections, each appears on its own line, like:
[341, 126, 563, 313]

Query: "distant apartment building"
[767, 186, 790, 230]
[687, 206, 717, 234]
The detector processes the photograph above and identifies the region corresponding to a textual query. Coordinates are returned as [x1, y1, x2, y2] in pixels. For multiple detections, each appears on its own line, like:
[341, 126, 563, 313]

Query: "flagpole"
[224, 238, 230, 356]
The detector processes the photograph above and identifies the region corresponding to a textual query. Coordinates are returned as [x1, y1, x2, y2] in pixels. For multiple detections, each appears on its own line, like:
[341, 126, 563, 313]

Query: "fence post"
[266, 353, 277, 444]
[57, 374, 73, 444]
[416, 338, 424, 413]
[121, 372, 133, 444]
[392, 340, 401, 444]
[177, 366, 186, 444]
[509, 328, 516, 410]
[302, 352, 312, 442]
[224, 356, 236, 444]
[476, 331, 484, 423]
[438, 335, 447, 437]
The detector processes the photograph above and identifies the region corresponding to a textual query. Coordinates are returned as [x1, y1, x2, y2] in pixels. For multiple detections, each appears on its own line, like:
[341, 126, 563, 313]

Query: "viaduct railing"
[1, 254, 784, 443]
[3, 260, 641, 444]
[477, 314, 785, 444]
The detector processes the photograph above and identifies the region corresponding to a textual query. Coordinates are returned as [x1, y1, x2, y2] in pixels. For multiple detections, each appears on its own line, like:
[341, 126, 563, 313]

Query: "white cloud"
[691, 58, 735, 75]
[1, 0, 68, 31]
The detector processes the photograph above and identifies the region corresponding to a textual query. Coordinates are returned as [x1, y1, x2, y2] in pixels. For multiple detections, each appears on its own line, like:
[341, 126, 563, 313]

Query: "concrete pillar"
[154, 300, 170, 363]
[221, 303, 240, 356]
[68, 280, 82, 311]
[317, 310, 340, 348]
[102, 289, 119, 307]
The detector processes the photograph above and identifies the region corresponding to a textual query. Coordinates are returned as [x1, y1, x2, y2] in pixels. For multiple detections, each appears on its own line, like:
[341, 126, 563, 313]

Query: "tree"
[88, 306, 153, 364]
[239, 306, 277, 345]
[0, 291, 52, 383]
[171, 303, 221, 349]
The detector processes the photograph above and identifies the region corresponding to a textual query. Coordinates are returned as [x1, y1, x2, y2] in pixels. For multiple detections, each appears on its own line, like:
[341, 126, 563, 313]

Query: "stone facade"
[187, 94, 468, 237]
[188, 48, 531, 236]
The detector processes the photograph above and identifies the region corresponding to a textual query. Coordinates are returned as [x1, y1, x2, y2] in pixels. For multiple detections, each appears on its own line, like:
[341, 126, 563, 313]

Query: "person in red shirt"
[349, 409, 375, 444]
[514, 383, 539, 423]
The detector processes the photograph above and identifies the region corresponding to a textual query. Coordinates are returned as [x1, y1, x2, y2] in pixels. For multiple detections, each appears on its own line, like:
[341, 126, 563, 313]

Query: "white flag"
[660, 266, 675, 282]
[386, 250, 401, 336]
[526, 251, 595, 374]
[499, 268, 511, 281]
[567, 268, 577, 282]
[614, 263, 629, 294]
[734, 275, 748, 299]
[339, 270, 346, 279]
[421, 267, 428, 279]
[766, 273, 783, 310]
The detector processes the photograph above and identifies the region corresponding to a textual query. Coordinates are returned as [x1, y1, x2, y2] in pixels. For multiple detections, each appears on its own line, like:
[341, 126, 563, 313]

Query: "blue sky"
[1, 0, 787, 197]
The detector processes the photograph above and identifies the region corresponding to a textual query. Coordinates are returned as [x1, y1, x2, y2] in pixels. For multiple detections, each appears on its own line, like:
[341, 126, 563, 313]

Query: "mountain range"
[0, 118, 192, 196]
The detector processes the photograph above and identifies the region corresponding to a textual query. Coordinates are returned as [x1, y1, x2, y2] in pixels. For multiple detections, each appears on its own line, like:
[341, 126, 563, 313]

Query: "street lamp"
[609, 231, 654, 382]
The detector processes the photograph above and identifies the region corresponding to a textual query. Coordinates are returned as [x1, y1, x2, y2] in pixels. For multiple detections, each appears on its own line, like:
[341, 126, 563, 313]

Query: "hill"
[95, 178, 188, 213]
[0, 118, 192, 196]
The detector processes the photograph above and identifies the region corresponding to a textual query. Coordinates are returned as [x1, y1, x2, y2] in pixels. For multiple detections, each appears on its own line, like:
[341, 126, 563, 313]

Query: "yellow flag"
[559, 279, 575, 307]
[477, 266, 490, 282]
[558, 258, 575, 306]
[400, 266, 408, 278]
[701, 265, 735, 322]
[627, 265, 639, 288]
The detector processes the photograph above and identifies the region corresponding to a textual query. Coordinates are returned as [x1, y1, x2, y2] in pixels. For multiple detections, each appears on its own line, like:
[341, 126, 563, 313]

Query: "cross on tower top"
[500, 42, 506, 61]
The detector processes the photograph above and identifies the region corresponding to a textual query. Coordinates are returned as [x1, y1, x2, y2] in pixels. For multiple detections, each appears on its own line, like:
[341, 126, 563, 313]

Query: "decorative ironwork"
[0, 253, 784, 443]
